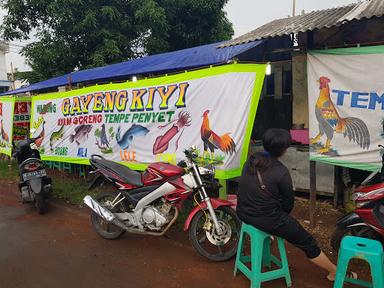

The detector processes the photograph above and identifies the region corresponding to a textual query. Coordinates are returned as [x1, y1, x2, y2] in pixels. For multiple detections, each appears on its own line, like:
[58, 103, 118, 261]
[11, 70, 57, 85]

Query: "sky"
[5, 0, 357, 74]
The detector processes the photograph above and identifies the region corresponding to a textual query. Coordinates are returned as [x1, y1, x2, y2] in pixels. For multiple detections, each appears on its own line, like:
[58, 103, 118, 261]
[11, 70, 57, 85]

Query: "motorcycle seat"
[91, 158, 143, 187]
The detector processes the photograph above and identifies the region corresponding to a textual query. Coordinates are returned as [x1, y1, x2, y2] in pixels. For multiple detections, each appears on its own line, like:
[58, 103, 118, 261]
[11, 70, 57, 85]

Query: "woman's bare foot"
[327, 273, 335, 281]
[327, 271, 357, 282]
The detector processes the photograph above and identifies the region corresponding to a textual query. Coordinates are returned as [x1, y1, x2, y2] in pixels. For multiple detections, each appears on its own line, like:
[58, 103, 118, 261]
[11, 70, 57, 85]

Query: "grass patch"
[49, 172, 98, 205]
[0, 159, 97, 205]
[0, 160, 19, 181]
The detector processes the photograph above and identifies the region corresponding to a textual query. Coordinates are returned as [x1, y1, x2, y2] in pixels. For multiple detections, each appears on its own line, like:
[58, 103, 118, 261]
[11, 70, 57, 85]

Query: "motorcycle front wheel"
[331, 226, 383, 251]
[189, 206, 240, 262]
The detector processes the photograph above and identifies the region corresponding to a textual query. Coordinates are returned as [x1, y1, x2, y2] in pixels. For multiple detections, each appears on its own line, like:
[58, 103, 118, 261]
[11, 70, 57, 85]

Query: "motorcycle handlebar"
[183, 148, 198, 161]
[91, 154, 106, 160]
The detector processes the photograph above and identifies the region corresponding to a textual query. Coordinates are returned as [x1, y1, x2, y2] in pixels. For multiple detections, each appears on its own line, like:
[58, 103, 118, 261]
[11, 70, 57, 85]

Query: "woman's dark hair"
[248, 128, 291, 173]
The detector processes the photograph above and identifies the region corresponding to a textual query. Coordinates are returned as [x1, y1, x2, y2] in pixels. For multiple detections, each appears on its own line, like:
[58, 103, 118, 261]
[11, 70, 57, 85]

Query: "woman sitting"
[237, 128, 356, 282]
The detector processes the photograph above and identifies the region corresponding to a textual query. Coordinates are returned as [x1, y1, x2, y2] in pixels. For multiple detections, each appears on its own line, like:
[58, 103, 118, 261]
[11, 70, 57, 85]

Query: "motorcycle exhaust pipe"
[83, 195, 128, 230]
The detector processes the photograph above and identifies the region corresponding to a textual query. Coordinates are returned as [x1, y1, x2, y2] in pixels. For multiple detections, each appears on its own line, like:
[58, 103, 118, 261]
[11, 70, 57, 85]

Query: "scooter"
[83, 147, 240, 262]
[331, 145, 384, 251]
[13, 137, 52, 214]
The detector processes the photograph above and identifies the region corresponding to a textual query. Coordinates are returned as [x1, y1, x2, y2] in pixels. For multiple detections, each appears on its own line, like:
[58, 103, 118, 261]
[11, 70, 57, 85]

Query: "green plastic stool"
[234, 223, 292, 288]
[334, 236, 384, 288]
[44, 161, 53, 168]
[52, 161, 61, 170]
[61, 162, 73, 173]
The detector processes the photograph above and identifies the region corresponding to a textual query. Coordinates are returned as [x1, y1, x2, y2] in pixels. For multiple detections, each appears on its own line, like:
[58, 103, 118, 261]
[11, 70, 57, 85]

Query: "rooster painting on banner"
[308, 49, 384, 171]
[311, 76, 370, 154]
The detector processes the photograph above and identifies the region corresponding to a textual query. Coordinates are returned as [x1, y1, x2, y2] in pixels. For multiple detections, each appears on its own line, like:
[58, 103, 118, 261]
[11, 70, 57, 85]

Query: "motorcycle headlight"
[198, 165, 215, 175]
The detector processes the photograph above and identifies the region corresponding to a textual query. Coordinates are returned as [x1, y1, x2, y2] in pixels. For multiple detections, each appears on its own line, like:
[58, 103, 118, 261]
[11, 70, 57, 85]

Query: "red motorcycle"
[83, 147, 240, 262]
[331, 145, 384, 251]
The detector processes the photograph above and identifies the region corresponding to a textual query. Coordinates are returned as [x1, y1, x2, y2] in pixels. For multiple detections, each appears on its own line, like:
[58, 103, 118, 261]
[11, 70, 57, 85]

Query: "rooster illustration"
[34, 121, 46, 147]
[311, 76, 370, 153]
[201, 110, 236, 155]
[0, 119, 9, 143]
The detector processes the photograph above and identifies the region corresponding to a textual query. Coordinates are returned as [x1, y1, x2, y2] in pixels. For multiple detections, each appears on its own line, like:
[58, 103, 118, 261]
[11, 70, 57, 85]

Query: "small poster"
[0, 96, 15, 156]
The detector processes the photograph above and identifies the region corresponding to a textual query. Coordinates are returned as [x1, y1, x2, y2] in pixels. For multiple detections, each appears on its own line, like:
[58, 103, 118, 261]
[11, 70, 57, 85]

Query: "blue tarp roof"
[2, 40, 264, 96]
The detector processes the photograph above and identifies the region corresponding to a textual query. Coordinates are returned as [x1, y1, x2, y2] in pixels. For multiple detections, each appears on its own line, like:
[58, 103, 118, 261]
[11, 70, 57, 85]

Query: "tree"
[1, 0, 233, 83]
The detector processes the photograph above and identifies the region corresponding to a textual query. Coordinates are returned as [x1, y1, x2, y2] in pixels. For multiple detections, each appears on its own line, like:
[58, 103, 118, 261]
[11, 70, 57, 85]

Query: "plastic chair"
[234, 223, 292, 288]
[334, 236, 384, 288]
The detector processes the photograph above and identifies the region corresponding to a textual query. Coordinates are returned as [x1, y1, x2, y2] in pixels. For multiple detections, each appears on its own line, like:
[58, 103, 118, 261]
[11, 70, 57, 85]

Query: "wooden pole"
[309, 160, 316, 227]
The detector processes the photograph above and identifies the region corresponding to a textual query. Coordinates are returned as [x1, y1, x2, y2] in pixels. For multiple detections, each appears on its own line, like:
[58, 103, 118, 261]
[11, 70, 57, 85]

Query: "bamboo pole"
[309, 160, 316, 227]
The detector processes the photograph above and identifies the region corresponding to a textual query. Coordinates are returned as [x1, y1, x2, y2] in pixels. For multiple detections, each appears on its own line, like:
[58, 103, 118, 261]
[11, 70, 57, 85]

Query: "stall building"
[3, 0, 384, 202]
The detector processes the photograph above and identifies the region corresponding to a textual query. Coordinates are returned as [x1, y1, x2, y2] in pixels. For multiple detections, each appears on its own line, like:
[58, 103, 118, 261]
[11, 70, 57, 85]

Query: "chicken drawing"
[34, 121, 46, 148]
[201, 110, 236, 155]
[311, 76, 370, 154]
[0, 119, 9, 143]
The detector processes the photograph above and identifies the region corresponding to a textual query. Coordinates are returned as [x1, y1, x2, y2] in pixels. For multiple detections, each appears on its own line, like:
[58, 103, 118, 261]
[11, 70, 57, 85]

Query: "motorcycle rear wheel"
[35, 193, 47, 214]
[189, 206, 240, 262]
[331, 226, 383, 251]
[90, 191, 128, 240]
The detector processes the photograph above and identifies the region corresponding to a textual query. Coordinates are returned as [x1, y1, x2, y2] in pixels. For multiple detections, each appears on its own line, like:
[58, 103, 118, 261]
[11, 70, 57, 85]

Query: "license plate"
[22, 170, 47, 181]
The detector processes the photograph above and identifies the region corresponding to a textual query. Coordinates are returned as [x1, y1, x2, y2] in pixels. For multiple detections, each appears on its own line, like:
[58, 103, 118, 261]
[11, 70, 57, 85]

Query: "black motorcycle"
[13, 137, 52, 214]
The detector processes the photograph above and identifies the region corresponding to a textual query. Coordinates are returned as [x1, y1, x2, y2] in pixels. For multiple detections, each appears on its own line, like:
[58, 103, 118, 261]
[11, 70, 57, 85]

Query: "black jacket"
[237, 156, 294, 222]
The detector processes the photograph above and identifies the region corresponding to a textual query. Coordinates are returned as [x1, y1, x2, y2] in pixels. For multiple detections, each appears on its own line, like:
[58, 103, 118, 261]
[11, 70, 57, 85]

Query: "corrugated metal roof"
[340, 0, 384, 21]
[220, 0, 384, 48]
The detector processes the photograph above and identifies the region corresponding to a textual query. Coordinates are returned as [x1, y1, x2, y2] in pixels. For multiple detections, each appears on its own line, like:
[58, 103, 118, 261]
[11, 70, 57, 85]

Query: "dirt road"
[0, 180, 358, 288]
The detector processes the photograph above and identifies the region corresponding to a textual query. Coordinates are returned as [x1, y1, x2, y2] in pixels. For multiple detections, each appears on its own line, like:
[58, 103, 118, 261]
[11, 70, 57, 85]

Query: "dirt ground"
[0, 178, 370, 288]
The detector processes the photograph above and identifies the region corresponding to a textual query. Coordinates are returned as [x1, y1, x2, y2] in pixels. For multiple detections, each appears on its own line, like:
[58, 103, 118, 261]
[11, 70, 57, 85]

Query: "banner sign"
[308, 46, 384, 171]
[13, 97, 31, 141]
[0, 96, 15, 156]
[30, 64, 266, 178]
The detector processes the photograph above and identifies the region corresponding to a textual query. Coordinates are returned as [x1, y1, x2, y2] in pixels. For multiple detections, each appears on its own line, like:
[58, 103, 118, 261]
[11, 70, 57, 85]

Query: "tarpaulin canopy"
[3, 40, 264, 96]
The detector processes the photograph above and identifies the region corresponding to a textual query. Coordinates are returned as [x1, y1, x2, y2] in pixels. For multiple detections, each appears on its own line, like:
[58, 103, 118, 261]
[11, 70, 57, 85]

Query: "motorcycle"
[12, 137, 52, 214]
[331, 145, 384, 251]
[83, 147, 240, 262]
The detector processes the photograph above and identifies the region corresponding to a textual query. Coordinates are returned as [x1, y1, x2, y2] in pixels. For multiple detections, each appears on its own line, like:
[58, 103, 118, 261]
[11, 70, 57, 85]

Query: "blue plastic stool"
[334, 236, 384, 288]
[234, 223, 292, 288]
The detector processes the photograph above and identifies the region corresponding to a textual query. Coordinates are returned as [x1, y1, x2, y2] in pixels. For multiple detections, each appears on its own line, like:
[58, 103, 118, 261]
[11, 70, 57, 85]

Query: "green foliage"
[94, 128, 101, 138]
[194, 149, 225, 166]
[100, 147, 113, 154]
[108, 127, 115, 138]
[1, 0, 233, 83]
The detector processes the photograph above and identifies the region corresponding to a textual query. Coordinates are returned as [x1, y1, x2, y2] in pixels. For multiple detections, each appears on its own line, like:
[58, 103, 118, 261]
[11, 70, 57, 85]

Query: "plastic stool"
[61, 162, 73, 173]
[44, 161, 53, 168]
[234, 223, 292, 288]
[334, 236, 384, 288]
[75, 164, 86, 177]
[52, 161, 61, 170]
